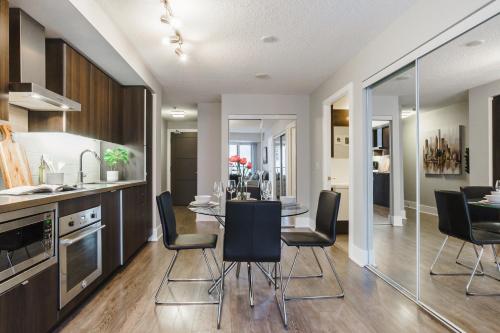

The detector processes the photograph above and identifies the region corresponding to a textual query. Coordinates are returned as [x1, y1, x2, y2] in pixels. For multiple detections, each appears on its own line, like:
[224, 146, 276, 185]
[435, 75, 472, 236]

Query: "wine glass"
[261, 180, 272, 200]
[227, 180, 236, 200]
[496, 180, 500, 192]
[213, 181, 224, 205]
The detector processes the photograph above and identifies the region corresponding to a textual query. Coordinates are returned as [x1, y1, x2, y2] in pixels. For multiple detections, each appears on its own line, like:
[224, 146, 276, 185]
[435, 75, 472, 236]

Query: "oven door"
[59, 221, 105, 308]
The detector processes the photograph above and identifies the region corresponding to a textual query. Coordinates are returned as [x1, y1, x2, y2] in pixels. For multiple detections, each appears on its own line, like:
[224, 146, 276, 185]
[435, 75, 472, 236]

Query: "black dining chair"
[461, 186, 500, 231]
[217, 200, 283, 329]
[155, 191, 222, 307]
[432, 190, 500, 296]
[279, 191, 344, 326]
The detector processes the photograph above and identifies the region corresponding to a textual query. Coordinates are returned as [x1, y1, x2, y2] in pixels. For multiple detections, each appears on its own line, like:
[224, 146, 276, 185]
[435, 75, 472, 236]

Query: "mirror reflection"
[228, 118, 297, 201]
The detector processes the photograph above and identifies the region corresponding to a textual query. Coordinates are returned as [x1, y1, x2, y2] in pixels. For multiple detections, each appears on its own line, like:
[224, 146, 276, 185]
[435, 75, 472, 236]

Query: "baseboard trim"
[349, 242, 369, 267]
[148, 224, 162, 242]
[404, 200, 437, 216]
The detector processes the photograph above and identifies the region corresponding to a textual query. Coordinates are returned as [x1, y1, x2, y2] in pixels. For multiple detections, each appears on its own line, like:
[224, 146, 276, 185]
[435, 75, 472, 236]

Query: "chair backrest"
[223, 200, 281, 262]
[156, 191, 178, 248]
[460, 186, 494, 200]
[246, 186, 261, 200]
[434, 190, 473, 242]
[315, 191, 341, 243]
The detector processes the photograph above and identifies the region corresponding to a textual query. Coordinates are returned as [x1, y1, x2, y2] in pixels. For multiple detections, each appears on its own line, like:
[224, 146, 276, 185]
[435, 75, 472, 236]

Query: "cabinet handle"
[21, 280, 29, 286]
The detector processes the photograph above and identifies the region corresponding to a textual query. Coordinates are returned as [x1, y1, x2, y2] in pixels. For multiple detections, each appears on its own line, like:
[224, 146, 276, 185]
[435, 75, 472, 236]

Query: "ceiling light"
[160, 14, 169, 24]
[169, 33, 182, 44]
[261, 35, 278, 43]
[171, 107, 185, 118]
[401, 109, 415, 119]
[465, 39, 485, 47]
[175, 47, 187, 62]
[161, 36, 170, 45]
[255, 73, 270, 79]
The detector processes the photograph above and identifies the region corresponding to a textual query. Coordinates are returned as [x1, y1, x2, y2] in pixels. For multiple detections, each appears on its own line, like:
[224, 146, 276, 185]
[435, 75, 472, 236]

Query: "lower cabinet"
[101, 190, 121, 279]
[122, 185, 148, 263]
[373, 172, 390, 207]
[0, 263, 58, 333]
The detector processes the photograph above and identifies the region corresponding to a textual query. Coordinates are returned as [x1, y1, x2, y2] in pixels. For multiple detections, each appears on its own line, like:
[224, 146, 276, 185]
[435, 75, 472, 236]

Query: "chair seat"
[281, 231, 333, 247]
[472, 221, 500, 234]
[168, 233, 218, 250]
[472, 229, 500, 245]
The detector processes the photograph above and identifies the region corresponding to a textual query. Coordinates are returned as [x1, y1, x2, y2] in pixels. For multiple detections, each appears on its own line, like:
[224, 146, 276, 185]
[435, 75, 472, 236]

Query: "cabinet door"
[0, 0, 8, 121]
[122, 185, 147, 262]
[382, 126, 390, 150]
[90, 65, 110, 141]
[0, 264, 58, 333]
[101, 190, 121, 278]
[122, 86, 145, 148]
[109, 79, 123, 144]
[65, 45, 91, 137]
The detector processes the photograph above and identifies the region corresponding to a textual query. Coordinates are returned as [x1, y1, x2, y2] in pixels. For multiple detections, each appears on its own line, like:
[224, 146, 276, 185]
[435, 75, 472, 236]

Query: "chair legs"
[155, 249, 222, 305]
[282, 246, 344, 301]
[466, 246, 500, 296]
[430, 236, 484, 276]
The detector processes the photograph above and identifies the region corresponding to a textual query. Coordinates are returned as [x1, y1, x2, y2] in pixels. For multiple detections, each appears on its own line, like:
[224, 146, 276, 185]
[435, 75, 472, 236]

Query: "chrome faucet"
[78, 149, 101, 187]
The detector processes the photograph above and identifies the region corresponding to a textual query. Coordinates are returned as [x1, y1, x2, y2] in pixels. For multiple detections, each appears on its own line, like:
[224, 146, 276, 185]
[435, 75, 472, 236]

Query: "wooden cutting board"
[0, 124, 33, 188]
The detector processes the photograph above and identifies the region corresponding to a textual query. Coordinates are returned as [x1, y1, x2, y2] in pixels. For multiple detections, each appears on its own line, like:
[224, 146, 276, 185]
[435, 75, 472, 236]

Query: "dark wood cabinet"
[122, 86, 145, 149]
[0, 263, 58, 333]
[90, 65, 110, 141]
[101, 190, 121, 279]
[0, 0, 8, 121]
[109, 79, 123, 144]
[122, 185, 148, 263]
[373, 172, 390, 207]
[29, 40, 123, 143]
[373, 126, 390, 150]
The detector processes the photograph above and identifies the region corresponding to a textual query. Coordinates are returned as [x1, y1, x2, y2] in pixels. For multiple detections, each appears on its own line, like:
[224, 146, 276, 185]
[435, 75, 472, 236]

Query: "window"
[228, 143, 256, 175]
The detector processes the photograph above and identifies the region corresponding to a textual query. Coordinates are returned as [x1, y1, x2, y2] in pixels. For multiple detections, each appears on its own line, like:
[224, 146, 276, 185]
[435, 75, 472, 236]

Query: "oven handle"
[60, 225, 106, 246]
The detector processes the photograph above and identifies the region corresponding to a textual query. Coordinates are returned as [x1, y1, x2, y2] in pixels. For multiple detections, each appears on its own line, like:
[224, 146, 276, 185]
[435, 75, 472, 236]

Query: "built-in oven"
[0, 203, 57, 294]
[59, 206, 104, 308]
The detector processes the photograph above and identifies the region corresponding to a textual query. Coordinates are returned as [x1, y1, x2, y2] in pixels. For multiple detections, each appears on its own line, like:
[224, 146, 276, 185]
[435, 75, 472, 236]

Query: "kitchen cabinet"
[90, 65, 110, 141]
[29, 40, 123, 143]
[0, 263, 58, 333]
[122, 86, 145, 148]
[373, 126, 390, 150]
[122, 185, 148, 263]
[101, 190, 121, 279]
[373, 172, 390, 207]
[0, 0, 8, 121]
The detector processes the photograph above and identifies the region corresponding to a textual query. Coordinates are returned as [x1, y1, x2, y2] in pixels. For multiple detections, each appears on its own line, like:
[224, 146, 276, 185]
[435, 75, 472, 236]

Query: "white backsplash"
[13, 132, 101, 186]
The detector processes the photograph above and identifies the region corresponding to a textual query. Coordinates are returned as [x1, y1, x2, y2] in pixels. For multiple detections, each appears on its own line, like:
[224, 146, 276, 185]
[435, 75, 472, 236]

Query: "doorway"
[170, 132, 197, 205]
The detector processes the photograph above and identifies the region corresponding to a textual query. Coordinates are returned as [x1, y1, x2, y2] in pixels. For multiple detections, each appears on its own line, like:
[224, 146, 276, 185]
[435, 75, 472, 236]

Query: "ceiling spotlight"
[255, 73, 270, 79]
[161, 36, 170, 45]
[169, 33, 182, 44]
[465, 39, 485, 47]
[261, 35, 278, 43]
[175, 47, 187, 62]
[160, 14, 169, 24]
[170, 16, 182, 29]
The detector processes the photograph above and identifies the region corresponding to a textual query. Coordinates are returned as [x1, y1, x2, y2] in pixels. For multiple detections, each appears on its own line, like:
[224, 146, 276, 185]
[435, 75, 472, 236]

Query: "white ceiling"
[98, 0, 416, 108]
[372, 13, 500, 111]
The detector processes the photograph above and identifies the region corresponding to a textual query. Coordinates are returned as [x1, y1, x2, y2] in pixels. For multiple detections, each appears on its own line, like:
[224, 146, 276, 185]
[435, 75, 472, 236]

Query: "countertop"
[0, 180, 146, 214]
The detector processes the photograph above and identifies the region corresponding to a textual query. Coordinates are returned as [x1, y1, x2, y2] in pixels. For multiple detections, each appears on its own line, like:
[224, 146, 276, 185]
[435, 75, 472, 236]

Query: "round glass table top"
[188, 202, 309, 217]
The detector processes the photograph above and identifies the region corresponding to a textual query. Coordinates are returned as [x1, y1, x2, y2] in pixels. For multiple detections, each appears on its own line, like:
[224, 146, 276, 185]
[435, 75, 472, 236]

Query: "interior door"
[171, 132, 197, 205]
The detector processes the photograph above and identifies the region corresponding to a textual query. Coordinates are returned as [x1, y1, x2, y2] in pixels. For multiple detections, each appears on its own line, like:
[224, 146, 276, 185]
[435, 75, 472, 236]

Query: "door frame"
[322, 82, 354, 259]
[167, 129, 198, 193]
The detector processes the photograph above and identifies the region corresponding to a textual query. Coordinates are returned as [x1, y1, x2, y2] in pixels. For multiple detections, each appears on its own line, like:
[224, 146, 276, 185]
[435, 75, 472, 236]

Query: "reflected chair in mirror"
[217, 201, 283, 329]
[155, 191, 222, 308]
[432, 190, 500, 296]
[279, 191, 344, 326]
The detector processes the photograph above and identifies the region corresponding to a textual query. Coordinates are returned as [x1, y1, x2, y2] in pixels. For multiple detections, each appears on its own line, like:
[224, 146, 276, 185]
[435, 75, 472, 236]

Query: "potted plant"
[103, 147, 129, 182]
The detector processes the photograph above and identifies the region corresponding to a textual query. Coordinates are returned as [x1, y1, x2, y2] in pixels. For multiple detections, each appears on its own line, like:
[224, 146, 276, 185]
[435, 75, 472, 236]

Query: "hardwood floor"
[56, 207, 446, 333]
[373, 207, 500, 332]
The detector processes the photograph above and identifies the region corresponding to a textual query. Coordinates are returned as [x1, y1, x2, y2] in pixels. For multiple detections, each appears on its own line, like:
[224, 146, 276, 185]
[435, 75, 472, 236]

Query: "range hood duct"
[8, 8, 80, 112]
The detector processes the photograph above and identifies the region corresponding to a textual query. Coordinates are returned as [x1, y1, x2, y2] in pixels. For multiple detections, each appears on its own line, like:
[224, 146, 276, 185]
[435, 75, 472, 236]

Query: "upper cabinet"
[0, 0, 9, 121]
[28, 39, 125, 144]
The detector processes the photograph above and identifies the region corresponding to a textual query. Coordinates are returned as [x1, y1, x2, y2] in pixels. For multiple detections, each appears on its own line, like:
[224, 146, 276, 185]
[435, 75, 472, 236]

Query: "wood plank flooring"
[55, 207, 447, 333]
[373, 207, 500, 332]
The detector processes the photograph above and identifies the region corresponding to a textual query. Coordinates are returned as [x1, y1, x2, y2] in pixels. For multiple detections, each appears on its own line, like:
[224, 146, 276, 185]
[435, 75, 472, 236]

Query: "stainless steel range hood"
[8, 8, 80, 112]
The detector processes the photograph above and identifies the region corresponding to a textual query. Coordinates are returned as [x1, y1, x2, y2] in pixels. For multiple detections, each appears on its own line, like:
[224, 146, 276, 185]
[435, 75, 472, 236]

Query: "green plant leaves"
[103, 148, 130, 170]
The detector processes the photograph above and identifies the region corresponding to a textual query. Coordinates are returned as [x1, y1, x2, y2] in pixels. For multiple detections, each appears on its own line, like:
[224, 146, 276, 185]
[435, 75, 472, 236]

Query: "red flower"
[239, 157, 247, 165]
[246, 162, 252, 169]
[229, 155, 240, 163]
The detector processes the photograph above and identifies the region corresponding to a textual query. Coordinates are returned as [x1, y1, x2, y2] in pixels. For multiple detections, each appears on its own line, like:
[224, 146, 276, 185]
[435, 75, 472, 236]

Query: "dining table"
[188, 200, 310, 293]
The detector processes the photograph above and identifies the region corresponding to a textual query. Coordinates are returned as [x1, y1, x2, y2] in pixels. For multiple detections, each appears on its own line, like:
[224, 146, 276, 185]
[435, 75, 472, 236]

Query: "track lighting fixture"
[160, 0, 189, 62]
[175, 46, 187, 62]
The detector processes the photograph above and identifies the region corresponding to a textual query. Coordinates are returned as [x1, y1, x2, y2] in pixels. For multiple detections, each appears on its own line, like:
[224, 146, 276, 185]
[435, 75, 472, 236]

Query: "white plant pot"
[106, 171, 119, 182]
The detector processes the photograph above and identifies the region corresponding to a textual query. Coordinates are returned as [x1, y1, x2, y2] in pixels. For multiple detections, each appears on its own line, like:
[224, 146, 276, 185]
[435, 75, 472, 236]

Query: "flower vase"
[236, 177, 247, 200]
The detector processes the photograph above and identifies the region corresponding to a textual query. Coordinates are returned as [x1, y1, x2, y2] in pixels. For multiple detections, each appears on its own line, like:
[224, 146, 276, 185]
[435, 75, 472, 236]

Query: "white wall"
[221, 94, 310, 218]
[469, 79, 500, 186]
[309, 0, 493, 265]
[197, 103, 221, 196]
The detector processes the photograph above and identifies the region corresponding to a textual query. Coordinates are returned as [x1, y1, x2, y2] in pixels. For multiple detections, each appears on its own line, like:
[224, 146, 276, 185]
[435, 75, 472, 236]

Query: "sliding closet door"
[368, 63, 418, 295]
[418, 14, 500, 332]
